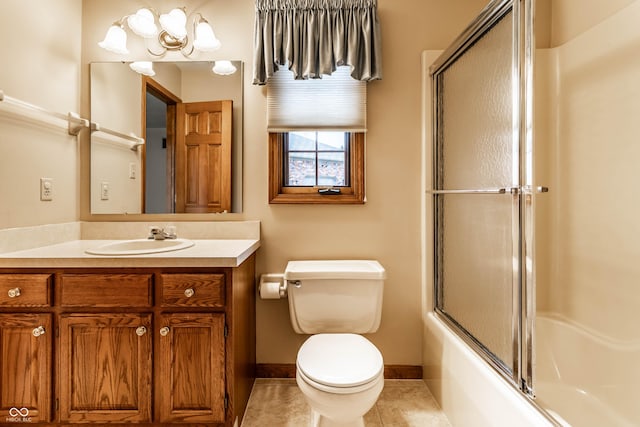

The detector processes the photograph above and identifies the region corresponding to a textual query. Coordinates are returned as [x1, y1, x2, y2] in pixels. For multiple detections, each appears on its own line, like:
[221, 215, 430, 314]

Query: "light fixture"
[98, 24, 129, 54]
[129, 61, 155, 76]
[127, 9, 158, 38]
[194, 18, 222, 51]
[212, 60, 237, 75]
[99, 7, 221, 59]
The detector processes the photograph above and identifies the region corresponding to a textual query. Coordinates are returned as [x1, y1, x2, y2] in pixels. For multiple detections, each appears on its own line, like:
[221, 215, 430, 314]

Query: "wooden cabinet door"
[157, 313, 226, 423]
[0, 314, 51, 423]
[59, 314, 152, 423]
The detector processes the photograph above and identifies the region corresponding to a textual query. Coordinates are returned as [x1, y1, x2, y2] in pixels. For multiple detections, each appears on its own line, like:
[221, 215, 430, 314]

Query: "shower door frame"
[429, 0, 535, 395]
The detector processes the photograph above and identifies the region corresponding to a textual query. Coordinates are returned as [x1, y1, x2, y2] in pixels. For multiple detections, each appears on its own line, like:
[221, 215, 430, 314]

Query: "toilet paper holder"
[258, 274, 288, 299]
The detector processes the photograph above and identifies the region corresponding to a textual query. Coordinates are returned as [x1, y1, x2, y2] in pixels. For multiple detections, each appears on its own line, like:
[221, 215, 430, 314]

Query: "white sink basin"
[85, 239, 195, 256]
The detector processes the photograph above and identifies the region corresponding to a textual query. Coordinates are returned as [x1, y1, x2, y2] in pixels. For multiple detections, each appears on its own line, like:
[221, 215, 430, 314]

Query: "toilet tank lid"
[284, 260, 386, 280]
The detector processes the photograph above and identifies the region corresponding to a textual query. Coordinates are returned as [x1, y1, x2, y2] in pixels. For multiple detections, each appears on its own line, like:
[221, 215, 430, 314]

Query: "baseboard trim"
[256, 364, 423, 379]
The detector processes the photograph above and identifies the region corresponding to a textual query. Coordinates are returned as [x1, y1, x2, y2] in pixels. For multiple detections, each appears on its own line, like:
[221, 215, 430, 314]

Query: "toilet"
[283, 260, 386, 427]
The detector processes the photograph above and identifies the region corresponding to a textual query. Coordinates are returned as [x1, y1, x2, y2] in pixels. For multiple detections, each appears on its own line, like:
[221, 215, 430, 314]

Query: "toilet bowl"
[296, 333, 384, 427]
[283, 260, 386, 427]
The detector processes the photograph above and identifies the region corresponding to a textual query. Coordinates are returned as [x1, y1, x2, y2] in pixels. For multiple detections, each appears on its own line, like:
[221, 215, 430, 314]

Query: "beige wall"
[1, 0, 487, 367]
[79, 0, 488, 365]
[548, 0, 635, 46]
[90, 62, 143, 214]
[249, 0, 488, 364]
[0, 0, 82, 228]
[12, 0, 635, 383]
[535, 0, 636, 48]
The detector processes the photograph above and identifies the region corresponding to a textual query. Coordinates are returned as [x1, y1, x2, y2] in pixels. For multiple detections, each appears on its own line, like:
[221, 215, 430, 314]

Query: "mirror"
[90, 61, 243, 214]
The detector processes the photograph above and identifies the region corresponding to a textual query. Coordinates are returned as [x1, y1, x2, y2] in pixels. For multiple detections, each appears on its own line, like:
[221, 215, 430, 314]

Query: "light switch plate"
[40, 178, 53, 201]
[101, 182, 109, 200]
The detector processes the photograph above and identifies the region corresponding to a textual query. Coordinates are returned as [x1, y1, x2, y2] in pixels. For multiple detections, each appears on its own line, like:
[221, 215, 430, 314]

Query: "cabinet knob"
[159, 326, 170, 337]
[135, 326, 147, 336]
[8, 287, 21, 298]
[184, 288, 195, 298]
[32, 326, 46, 337]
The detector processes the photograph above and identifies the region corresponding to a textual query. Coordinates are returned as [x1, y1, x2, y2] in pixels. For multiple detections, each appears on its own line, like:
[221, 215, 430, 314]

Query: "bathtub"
[535, 313, 640, 427]
[423, 312, 552, 427]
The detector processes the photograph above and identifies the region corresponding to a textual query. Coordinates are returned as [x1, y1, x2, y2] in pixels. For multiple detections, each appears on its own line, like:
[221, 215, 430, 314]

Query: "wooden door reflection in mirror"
[143, 78, 232, 213]
[176, 100, 232, 213]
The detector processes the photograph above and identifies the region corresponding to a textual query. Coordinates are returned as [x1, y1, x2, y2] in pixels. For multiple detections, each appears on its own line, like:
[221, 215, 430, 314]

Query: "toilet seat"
[296, 333, 383, 393]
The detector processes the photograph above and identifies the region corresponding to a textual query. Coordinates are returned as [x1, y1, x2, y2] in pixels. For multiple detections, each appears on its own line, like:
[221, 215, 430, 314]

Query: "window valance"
[252, 0, 383, 85]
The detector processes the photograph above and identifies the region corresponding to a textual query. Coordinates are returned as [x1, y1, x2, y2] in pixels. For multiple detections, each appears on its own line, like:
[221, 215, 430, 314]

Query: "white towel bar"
[0, 89, 89, 136]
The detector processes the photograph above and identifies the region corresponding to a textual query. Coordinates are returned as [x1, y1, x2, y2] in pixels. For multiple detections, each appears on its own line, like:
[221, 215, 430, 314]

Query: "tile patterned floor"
[241, 379, 452, 427]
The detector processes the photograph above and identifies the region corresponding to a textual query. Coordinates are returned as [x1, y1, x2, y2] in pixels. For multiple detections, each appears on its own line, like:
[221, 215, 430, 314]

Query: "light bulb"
[193, 21, 221, 52]
[159, 8, 187, 40]
[129, 61, 155, 76]
[98, 24, 129, 55]
[213, 60, 237, 76]
[127, 8, 157, 38]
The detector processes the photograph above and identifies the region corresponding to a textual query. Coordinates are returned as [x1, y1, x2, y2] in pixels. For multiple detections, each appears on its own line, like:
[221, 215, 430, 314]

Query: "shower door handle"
[428, 186, 549, 195]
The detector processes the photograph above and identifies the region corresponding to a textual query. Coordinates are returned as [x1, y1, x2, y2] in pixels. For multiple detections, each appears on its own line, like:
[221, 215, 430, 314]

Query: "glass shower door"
[429, 0, 535, 393]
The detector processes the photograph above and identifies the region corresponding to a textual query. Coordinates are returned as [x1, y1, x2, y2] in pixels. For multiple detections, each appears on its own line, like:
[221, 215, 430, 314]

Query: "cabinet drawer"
[0, 274, 52, 307]
[161, 274, 225, 308]
[59, 274, 153, 307]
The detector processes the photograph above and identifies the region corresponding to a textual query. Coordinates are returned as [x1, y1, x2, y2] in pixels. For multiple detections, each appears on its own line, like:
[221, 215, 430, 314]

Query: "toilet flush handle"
[288, 280, 301, 288]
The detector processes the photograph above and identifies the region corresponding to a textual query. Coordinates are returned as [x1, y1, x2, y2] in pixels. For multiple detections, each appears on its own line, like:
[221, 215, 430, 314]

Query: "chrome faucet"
[148, 226, 177, 240]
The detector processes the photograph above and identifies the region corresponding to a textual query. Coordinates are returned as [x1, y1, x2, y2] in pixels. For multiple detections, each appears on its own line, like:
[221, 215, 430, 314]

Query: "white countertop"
[0, 239, 260, 268]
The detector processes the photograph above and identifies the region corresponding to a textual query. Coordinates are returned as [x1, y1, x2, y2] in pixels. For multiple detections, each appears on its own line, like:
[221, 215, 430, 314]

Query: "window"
[266, 66, 367, 204]
[285, 131, 348, 187]
[269, 132, 365, 204]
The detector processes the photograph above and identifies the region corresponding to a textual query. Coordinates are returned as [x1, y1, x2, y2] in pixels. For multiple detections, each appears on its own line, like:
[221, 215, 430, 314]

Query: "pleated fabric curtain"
[252, 0, 383, 85]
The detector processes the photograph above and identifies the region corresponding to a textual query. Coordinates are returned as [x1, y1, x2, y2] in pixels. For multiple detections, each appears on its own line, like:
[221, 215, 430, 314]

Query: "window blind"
[267, 66, 366, 132]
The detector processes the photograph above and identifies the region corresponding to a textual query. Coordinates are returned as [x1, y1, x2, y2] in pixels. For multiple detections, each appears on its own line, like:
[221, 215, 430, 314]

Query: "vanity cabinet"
[0, 274, 53, 423]
[157, 273, 227, 423]
[0, 253, 256, 426]
[57, 273, 154, 423]
[157, 313, 226, 423]
[0, 313, 52, 423]
[58, 313, 153, 423]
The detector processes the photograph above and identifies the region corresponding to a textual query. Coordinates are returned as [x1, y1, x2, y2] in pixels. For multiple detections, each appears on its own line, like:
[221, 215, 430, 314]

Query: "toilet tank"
[283, 260, 385, 334]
